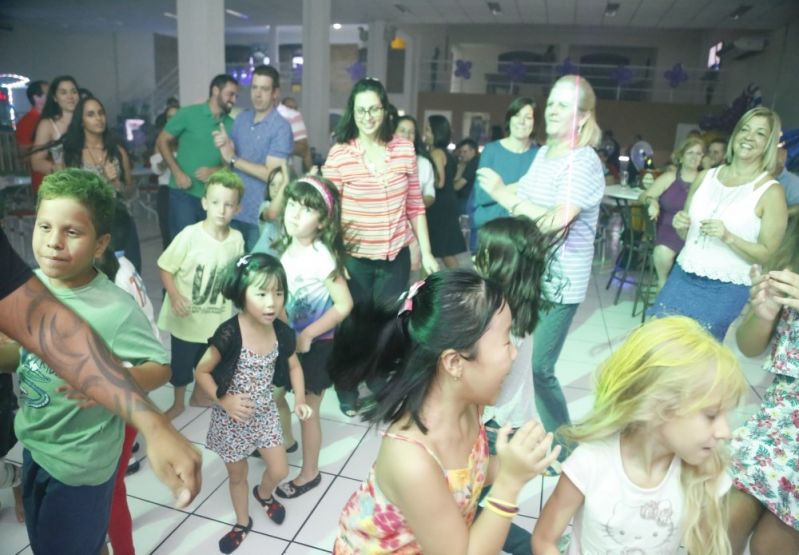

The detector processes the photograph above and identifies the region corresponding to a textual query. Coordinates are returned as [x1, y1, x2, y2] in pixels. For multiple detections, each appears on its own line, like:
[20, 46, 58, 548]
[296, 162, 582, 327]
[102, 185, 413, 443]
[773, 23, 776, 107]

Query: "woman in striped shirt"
[323, 78, 439, 416]
[323, 78, 438, 305]
[477, 75, 605, 457]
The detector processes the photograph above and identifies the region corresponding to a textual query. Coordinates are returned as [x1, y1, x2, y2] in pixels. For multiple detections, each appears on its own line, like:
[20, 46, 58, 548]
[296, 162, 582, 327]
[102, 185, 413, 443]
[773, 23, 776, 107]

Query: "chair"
[631, 216, 658, 322]
[605, 200, 650, 304]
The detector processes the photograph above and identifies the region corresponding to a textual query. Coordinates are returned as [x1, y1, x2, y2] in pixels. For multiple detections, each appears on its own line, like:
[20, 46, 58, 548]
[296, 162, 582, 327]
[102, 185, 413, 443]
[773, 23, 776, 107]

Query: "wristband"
[485, 503, 517, 519]
[229, 156, 238, 169]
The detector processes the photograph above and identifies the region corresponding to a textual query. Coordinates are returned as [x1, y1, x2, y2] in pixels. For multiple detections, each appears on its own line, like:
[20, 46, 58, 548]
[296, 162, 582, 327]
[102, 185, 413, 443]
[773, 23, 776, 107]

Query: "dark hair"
[708, 137, 728, 148]
[427, 114, 452, 150]
[395, 115, 437, 185]
[208, 74, 238, 97]
[457, 138, 478, 151]
[96, 248, 120, 282]
[334, 78, 393, 144]
[26, 80, 48, 105]
[252, 65, 280, 89]
[221, 253, 288, 310]
[41, 75, 79, 120]
[504, 97, 536, 136]
[275, 177, 348, 277]
[154, 103, 179, 131]
[62, 96, 127, 184]
[328, 269, 504, 432]
[166, 96, 180, 109]
[474, 217, 563, 336]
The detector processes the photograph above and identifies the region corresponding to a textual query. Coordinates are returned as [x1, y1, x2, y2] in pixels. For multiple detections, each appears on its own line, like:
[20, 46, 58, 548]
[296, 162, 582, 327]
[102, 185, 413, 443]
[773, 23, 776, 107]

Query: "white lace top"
[678, 167, 778, 285]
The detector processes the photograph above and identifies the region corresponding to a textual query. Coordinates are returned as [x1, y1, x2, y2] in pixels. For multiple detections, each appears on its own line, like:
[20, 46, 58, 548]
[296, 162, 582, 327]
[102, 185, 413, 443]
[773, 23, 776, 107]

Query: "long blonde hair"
[567, 316, 747, 555]
[549, 75, 602, 148]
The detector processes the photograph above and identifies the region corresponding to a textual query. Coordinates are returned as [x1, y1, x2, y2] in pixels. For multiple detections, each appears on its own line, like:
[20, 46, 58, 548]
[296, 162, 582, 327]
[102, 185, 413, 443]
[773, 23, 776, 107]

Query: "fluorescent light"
[394, 3, 411, 14]
[487, 2, 502, 15]
[332, 22, 342, 30]
[225, 9, 249, 20]
[163, 12, 177, 19]
[604, 2, 620, 17]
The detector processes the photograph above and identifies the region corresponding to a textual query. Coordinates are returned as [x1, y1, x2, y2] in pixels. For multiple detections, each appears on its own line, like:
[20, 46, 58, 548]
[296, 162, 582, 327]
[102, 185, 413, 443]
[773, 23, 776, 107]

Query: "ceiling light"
[225, 9, 249, 20]
[332, 22, 342, 30]
[604, 2, 620, 17]
[487, 2, 502, 15]
[163, 12, 177, 19]
[729, 5, 752, 20]
[394, 3, 411, 14]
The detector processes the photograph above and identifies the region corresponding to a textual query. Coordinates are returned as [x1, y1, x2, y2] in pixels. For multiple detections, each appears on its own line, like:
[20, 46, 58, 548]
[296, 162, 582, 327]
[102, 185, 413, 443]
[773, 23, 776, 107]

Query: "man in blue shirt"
[776, 146, 799, 215]
[215, 65, 293, 250]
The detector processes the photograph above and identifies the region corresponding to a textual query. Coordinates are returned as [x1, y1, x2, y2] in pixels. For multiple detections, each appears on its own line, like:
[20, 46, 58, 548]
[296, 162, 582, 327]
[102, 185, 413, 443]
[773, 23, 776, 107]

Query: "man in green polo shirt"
[156, 74, 239, 240]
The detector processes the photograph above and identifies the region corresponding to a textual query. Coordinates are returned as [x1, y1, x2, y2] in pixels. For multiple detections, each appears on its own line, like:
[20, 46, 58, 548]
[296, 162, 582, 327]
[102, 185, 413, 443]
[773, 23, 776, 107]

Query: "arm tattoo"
[17, 278, 156, 421]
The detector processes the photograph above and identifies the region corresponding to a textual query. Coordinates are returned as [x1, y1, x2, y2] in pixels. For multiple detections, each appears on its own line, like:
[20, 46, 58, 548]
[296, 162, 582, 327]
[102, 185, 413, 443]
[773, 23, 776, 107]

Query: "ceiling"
[2, 0, 798, 34]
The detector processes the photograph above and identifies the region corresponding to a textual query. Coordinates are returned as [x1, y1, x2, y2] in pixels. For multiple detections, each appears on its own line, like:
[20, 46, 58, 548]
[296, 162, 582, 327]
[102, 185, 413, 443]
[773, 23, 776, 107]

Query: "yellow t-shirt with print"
[157, 222, 244, 343]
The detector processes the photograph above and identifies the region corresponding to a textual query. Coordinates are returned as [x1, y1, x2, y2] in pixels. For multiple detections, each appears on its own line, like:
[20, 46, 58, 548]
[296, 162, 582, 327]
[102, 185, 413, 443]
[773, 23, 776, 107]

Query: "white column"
[176, 0, 225, 105]
[266, 25, 280, 67]
[301, 0, 331, 157]
[366, 20, 388, 83]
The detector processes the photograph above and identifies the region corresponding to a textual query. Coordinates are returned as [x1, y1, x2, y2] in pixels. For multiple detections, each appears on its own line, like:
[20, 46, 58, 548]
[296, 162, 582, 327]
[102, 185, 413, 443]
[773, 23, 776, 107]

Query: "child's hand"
[56, 384, 98, 408]
[220, 393, 255, 422]
[170, 293, 191, 317]
[647, 200, 659, 221]
[296, 330, 313, 354]
[767, 269, 799, 310]
[495, 420, 560, 486]
[749, 265, 781, 322]
[294, 403, 313, 421]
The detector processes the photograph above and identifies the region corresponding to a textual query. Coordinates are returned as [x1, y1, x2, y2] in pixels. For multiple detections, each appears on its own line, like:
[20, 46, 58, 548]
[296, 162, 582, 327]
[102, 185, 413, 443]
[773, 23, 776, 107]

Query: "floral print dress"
[334, 424, 489, 553]
[730, 307, 799, 530]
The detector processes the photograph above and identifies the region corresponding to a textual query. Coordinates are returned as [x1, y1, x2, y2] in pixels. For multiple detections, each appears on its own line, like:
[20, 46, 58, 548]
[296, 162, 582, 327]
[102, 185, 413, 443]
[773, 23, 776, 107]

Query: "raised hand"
[494, 420, 561, 486]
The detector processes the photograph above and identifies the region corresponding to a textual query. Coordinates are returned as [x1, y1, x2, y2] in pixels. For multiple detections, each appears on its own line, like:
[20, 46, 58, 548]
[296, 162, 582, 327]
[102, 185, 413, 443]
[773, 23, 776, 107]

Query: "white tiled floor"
[0, 218, 767, 554]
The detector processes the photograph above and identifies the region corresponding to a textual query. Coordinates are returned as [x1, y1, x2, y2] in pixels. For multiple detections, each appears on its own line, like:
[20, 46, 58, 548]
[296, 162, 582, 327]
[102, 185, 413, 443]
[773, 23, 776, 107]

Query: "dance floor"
[0, 217, 766, 554]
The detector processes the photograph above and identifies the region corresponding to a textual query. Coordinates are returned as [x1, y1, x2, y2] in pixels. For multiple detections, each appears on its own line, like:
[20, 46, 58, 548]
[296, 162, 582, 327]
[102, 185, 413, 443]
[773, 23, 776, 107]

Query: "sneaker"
[219, 517, 252, 554]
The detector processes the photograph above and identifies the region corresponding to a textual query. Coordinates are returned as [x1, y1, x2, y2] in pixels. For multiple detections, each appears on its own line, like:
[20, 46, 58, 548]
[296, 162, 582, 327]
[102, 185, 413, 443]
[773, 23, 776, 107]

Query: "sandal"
[252, 486, 285, 524]
[275, 473, 322, 499]
[219, 517, 253, 554]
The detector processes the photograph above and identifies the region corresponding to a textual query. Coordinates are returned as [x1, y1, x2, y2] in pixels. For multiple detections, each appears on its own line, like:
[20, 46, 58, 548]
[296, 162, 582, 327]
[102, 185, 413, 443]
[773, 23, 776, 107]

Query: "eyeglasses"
[355, 106, 384, 119]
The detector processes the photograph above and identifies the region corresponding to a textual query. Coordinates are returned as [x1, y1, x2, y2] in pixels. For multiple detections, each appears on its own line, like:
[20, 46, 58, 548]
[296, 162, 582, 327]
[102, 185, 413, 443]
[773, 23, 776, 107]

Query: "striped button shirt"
[323, 137, 425, 261]
[517, 145, 604, 304]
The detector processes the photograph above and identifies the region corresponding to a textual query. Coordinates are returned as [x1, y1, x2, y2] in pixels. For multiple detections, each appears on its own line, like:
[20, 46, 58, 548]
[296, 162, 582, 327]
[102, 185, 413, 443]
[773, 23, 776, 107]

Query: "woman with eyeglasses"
[323, 78, 439, 415]
[323, 78, 438, 304]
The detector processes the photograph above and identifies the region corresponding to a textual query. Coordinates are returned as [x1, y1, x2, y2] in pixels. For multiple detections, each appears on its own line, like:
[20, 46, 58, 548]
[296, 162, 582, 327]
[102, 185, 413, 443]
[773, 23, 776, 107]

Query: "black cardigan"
[209, 315, 296, 399]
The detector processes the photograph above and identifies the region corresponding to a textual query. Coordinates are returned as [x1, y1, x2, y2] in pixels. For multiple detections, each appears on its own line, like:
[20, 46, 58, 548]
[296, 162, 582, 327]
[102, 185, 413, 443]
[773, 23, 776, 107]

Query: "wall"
[702, 18, 799, 127]
[0, 23, 156, 123]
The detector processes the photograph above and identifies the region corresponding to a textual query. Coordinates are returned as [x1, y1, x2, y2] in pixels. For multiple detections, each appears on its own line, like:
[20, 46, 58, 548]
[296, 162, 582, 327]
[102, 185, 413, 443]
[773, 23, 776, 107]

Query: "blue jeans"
[230, 219, 261, 253]
[22, 449, 116, 555]
[532, 302, 579, 456]
[168, 188, 205, 240]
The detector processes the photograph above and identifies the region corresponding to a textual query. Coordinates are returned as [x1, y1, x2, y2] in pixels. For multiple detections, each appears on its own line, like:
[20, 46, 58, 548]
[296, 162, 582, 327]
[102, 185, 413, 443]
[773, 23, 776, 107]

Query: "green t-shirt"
[164, 102, 234, 198]
[157, 222, 244, 343]
[15, 270, 169, 486]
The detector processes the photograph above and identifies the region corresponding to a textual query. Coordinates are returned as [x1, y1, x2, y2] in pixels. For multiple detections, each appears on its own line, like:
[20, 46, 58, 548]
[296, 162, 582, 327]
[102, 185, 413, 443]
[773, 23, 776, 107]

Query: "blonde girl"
[533, 316, 748, 555]
[272, 176, 354, 498]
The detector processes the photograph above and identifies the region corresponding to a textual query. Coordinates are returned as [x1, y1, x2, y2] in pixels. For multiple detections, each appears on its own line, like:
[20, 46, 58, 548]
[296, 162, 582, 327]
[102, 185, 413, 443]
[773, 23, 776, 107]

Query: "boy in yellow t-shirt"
[158, 170, 245, 419]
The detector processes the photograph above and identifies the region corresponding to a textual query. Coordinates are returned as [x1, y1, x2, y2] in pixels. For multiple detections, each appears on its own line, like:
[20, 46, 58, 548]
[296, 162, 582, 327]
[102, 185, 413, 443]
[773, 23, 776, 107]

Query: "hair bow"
[236, 254, 252, 268]
[398, 280, 425, 316]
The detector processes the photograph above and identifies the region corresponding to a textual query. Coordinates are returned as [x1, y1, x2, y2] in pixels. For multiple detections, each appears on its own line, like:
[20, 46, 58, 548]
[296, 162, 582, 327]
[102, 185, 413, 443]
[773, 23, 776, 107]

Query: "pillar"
[176, 0, 225, 105]
[301, 0, 331, 157]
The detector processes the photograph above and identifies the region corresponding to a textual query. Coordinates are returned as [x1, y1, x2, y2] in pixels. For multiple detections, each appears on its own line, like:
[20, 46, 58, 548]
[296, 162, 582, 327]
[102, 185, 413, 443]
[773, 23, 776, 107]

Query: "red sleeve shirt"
[323, 137, 425, 261]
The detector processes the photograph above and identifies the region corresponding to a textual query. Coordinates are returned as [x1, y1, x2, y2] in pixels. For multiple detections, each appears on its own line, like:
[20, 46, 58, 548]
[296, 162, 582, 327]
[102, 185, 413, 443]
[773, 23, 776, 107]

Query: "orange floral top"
[334, 424, 489, 554]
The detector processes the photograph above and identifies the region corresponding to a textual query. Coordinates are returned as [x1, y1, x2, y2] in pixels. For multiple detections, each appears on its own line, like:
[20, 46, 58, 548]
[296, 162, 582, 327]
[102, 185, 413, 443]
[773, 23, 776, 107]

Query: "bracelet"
[484, 503, 517, 519]
[485, 497, 519, 515]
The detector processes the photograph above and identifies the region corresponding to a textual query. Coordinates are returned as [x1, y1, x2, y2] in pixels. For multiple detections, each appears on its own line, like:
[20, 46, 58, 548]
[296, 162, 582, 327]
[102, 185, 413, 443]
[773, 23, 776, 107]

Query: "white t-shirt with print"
[281, 240, 336, 340]
[114, 253, 159, 339]
[562, 434, 731, 555]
